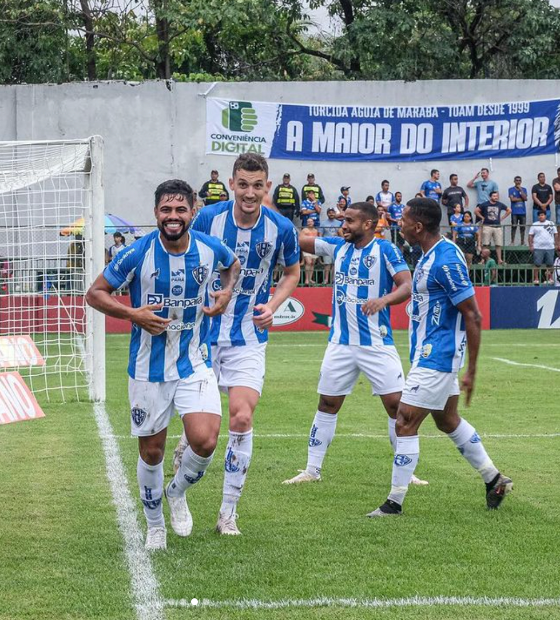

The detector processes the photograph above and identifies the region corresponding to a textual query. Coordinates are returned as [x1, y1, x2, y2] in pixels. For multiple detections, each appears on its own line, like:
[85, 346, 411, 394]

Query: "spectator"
[508, 176, 528, 245]
[453, 211, 480, 269]
[528, 211, 558, 285]
[475, 190, 511, 265]
[374, 206, 389, 240]
[442, 174, 469, 225]
[481, 248, 497, 286]
[553, 167, 560, 231]
[467, 167, 499, 205]
[375, 180, 394, 210]
[554, 248, 560, 287]
[199, 170, 229, 205]
[320, 208, 343, 284]
[272, 173, 300, 222]
[531, 172, 553, 222]
[106, 232, 127, 265]
[67, 233, 85, 293]
[366, 195, 375, 204]
[450, 204, 464, 228]
[301, 219, 320, 286]
[420, 169, 442, 204]
[300, 190, 322, 226]
[334, 196, 348, 222]
[301, 173, 325, 205]
[338, 186, 352, 206]
[387, 191, 405, 246]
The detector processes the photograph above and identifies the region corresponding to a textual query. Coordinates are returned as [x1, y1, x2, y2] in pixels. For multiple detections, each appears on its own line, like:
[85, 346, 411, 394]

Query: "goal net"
[0, 137, 105, 403]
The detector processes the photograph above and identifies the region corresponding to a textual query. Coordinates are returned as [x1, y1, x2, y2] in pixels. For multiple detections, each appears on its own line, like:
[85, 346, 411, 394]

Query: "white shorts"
[128, 365, 221, 437]
[401, 366, 460, 411]
[212, 343, 266, 395]
[317, 342, 405, 397]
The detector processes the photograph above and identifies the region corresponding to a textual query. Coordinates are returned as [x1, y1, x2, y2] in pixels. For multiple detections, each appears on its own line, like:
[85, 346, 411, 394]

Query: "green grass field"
[1, 330, 559, 620]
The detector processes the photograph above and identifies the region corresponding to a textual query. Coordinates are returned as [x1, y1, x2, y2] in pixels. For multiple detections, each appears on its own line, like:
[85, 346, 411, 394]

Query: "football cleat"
[411, 474, 429, 486]
[172, 435, 189, 475]
[282, 469, 321, 484]
[366, 499, 403, 517]
[486, 474, 513, 510]
[145, 526, 167, 551]
[164, 484, 193, 536]
[216, 512, 241, 536]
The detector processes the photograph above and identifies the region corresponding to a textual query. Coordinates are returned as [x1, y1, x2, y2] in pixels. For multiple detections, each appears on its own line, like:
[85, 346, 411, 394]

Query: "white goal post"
[0, 136, 106, 402]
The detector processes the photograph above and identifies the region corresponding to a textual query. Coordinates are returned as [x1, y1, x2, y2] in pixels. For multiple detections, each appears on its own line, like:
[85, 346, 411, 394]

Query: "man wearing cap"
[301, 173, 326, 206]
[338, 186, 352, 207]
[272, 173, 300, 221]
[199, 170, 229, 206]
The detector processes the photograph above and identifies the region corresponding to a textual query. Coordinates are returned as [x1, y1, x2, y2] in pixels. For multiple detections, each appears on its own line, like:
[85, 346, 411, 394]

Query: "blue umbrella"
[61, 214, 142, 236]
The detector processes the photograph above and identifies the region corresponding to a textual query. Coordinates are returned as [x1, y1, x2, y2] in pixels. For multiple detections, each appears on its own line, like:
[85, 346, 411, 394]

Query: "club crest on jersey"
[363, 255, 376, 269]
[192, 265, 209, 285]
[131, 407, 147, 427]
[256, 241, 273, 259]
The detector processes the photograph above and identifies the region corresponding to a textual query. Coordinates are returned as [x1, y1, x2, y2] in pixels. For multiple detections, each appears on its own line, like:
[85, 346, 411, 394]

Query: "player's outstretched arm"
[254, 262, 300, 330]
[298, 231, 316, 254]
[85, 274, 171, 335]
[203, 257, 241, 317]
[361, 270, 411, 316]
[456, 295, 482, 406]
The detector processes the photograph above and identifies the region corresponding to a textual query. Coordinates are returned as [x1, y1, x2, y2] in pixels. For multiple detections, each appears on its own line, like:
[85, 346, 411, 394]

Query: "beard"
[158, 220, 188, 242]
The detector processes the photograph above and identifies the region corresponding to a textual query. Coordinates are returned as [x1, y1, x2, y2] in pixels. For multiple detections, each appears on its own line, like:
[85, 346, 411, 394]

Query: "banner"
[490, 287, 560, 329]
[0, 372, 45, 425]
[206, 97, 560, 162]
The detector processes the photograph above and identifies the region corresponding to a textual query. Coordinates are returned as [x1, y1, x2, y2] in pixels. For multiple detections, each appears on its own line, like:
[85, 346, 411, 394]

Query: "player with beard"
[367, 197, 512, 517]
[86, 179, 240, 550]
[173, 153, 300, 535]
[283, 201, 429, 488]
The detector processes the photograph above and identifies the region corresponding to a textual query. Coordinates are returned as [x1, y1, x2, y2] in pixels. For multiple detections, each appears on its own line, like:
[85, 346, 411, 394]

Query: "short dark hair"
[430, 169, 439, 176]
[450, 173, 458, 180]
[366, 195, 374, 202]
[406, 197, 441, 233]
[489, 190, 499, 198]
[211, 169, 218, 174]
[113, 232, 125, 242]
[154, 179, 194, 208]
[348, 201, 379, 225]
[382, 179, 389, 185]
[232, 153, 269, 178]
[538, 171, 545, 177]
[481, 167, 489, 173]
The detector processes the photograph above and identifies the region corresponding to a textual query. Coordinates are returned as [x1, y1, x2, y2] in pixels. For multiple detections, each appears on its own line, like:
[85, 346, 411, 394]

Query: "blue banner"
[490, 288, 560, 329]
[207, 98, 560, 162]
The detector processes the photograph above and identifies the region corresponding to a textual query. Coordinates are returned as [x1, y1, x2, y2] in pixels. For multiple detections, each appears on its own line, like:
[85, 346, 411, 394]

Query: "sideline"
[491, 357, 560, 373]
[94, 402, 164, 620]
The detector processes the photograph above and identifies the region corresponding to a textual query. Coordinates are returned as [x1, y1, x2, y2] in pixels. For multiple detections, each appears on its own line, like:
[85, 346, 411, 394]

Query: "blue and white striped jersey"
[409, 237, 475, 373]
[192, 200, 300, 346]
[104, 229, 236, 382]
[315, 237, 409, 346]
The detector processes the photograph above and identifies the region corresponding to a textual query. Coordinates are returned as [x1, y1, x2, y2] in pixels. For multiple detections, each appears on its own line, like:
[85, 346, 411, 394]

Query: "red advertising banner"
[0, 371, 45, 425]
[0, 336, 45, 368]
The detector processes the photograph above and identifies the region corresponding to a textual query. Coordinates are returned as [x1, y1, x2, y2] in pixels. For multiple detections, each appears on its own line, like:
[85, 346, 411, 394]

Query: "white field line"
[93, 403, 164, 620]
[166, 595, 560, 611]
[492, 357, 560, 373]
[114, 431, 560, 440]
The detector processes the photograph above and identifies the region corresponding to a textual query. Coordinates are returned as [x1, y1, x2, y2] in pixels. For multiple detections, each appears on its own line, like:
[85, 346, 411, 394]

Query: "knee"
[140, 444, 164, 465]
[229, 407, 253, 433]
[395, 411, 418, 437]
[190, 434, 218, 457]
[318, 395, 342, 414]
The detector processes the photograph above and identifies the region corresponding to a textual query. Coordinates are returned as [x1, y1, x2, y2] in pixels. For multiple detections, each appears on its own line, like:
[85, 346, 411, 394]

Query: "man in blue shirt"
[420, 169, 442, 204]
[300, 190, 322, 226]
[283, 201, 428, 487]
[387, 191, 405, 247]
[368, 198, 512, 517]
[173, 154, 300, 536]
[508, 176, 528, 245]
[86, 180, 240, 550]
[467, 167, 499, 206]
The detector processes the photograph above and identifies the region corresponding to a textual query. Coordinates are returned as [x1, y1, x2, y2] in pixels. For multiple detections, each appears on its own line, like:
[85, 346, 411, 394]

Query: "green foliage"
[0, 0, 559, 83]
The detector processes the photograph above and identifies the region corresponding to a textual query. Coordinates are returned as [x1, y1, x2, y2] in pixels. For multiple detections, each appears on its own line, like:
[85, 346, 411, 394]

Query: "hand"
[253, 303, 274, 330]
[461, 369, 476, 406]
[132, 303, 172, 335]
[361, 298, 387, 316]
[203, 289, 232, 317]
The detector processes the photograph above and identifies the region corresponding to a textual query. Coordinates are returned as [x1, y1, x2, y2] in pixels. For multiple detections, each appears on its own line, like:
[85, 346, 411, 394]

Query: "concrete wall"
[1, 80, 559, 225]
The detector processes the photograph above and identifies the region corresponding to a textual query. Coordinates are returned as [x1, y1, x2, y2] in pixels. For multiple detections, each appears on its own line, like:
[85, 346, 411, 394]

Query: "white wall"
[1, 79, 559, 225]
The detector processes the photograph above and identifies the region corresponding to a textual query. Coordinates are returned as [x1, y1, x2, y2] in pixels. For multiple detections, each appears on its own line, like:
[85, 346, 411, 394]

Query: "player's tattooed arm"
[203, 257, 241, 317]
[85, 274, 171, 335]
[457, 295, 482, 406]
[254, 262, 300, 330]
[361, 269, 411, 316]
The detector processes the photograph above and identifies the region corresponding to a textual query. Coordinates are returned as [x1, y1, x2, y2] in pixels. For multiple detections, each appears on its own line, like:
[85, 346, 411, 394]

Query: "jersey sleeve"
[103, 244, 142, 289]
[434, 249, 475, 306]
[278, 224, 300, 267]
[215, 240, 237, 271]
[380, 241, 409, 276]
[191, 207, 212, 234]
[315, 236, 344, 259]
